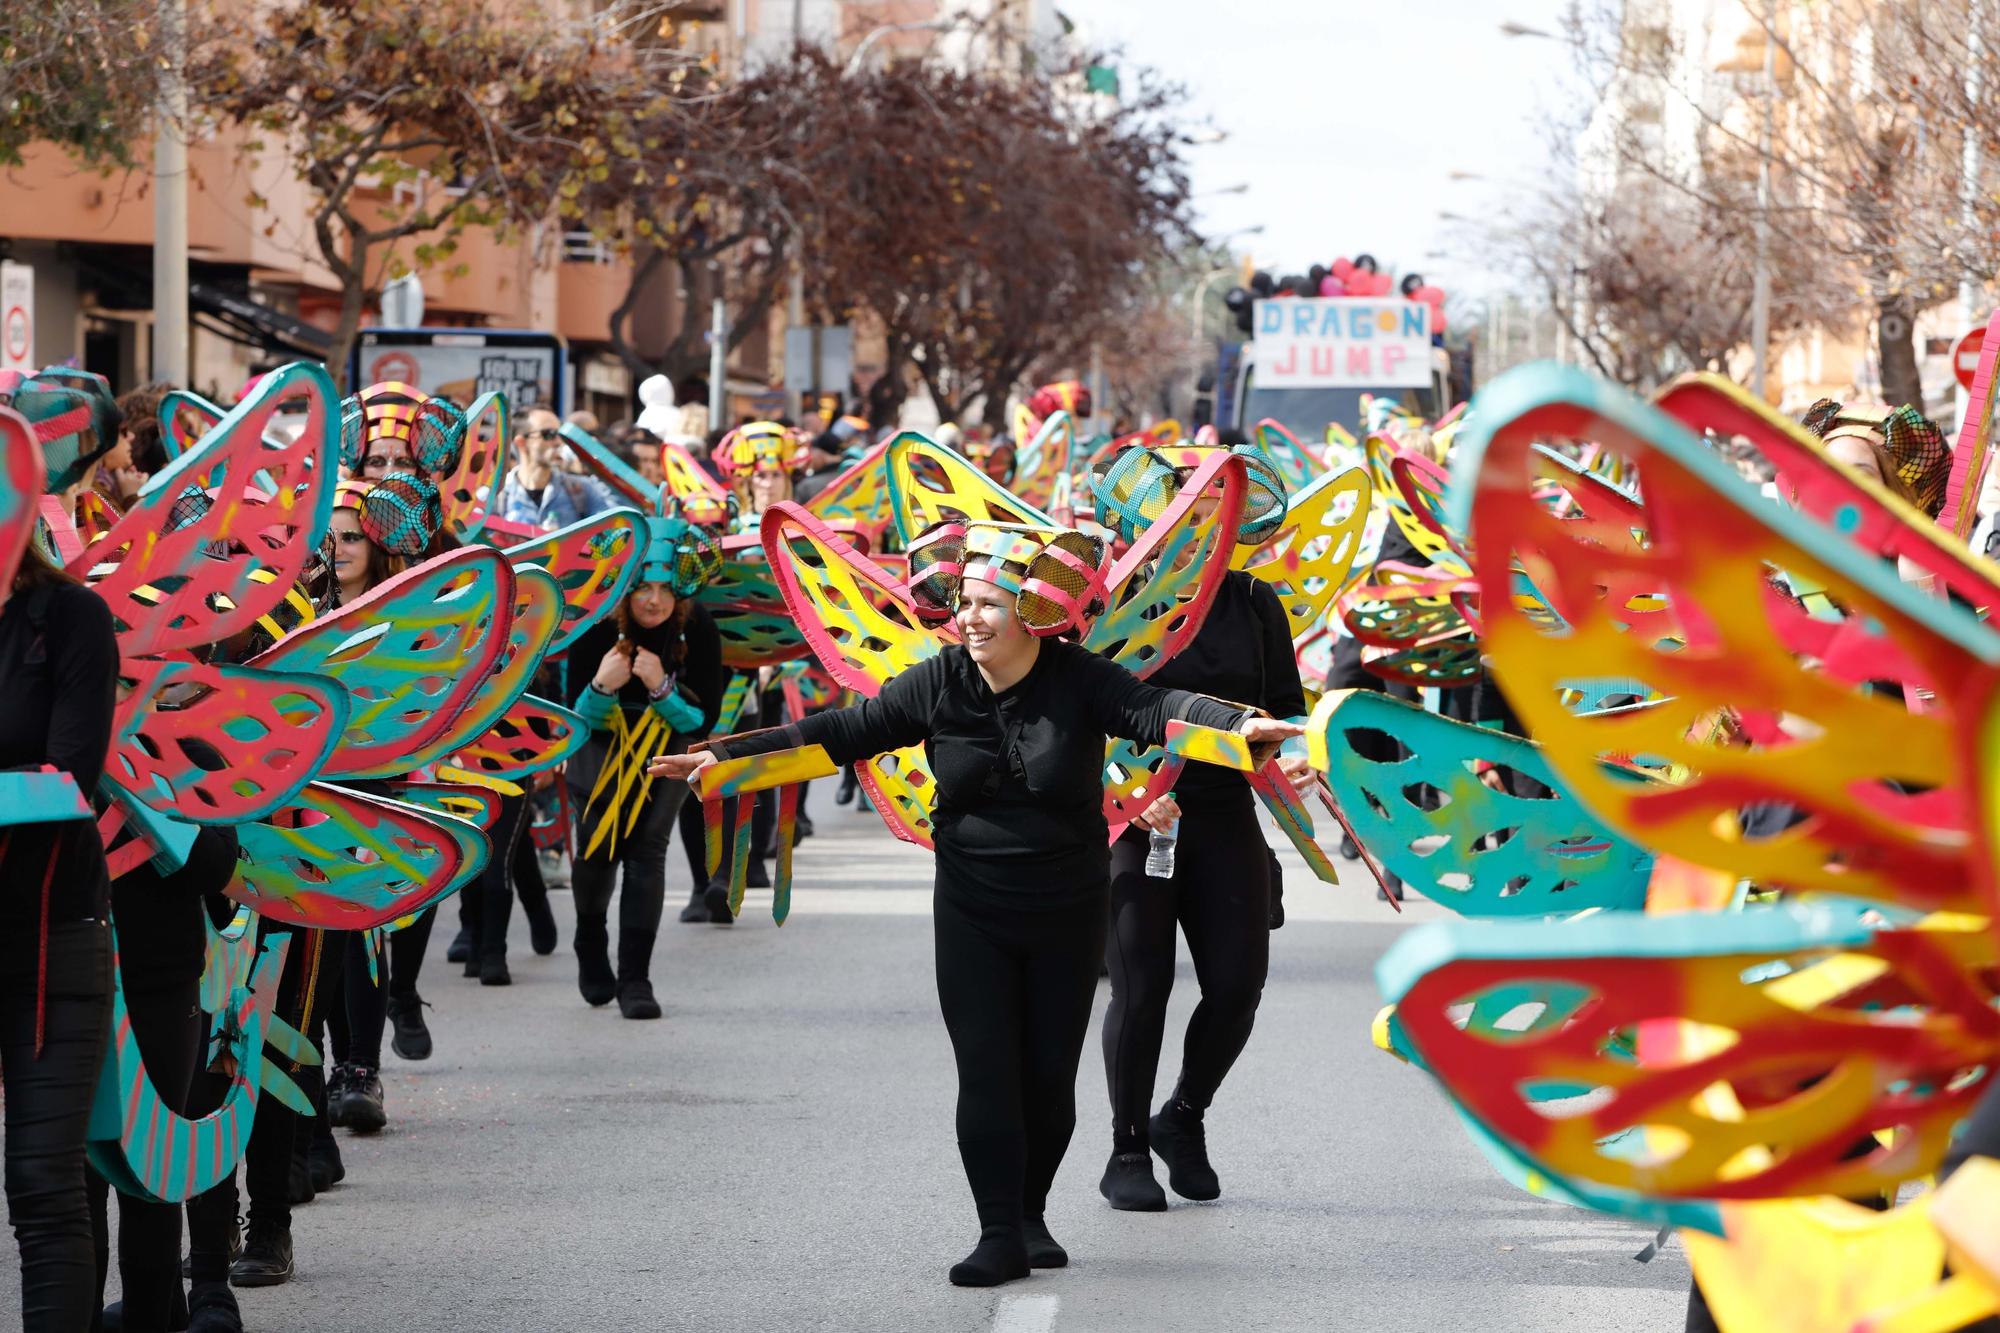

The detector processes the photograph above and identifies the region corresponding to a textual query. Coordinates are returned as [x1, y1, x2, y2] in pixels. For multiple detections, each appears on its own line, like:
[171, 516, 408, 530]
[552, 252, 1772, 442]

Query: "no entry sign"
[1954, 325, 1986, 391]
[0, 262, 32, 372]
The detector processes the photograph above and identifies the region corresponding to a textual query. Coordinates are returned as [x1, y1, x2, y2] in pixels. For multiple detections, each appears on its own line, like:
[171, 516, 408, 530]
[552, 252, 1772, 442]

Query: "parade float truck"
[1230, 294, 1453, 443]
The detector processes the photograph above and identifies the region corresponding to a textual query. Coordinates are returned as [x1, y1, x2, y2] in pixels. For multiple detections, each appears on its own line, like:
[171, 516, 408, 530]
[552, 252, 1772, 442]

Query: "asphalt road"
[58, 803, 1691, 1332]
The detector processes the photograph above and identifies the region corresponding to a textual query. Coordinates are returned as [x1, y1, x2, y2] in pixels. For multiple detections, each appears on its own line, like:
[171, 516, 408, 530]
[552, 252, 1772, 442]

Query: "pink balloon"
[1331, 257, 1357, 280]
[1318, 275, 1345, 296]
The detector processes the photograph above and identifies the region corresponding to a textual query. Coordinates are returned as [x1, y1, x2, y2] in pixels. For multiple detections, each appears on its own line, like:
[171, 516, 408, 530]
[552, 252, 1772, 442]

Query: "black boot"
[677, 886, 710, 923]
[187, 1281, 244, 1333]
[307, 1131, 345, 1192]
[229, 1224, 294, 1288]
[702, 881, 734, 925]
[948, 1225, 1029, 1287]
[616, 929, 662, 1020]
[479, 951, 511, 986]
[287, 1138, 315, 1207]
[1023, 1216, 1067, 1268]
[522, 890, 559, 956]
[337, 1066, 387, 1135]
[446, 926, 472, 964]
[575, 914, 615, 1006]
[387, 992, 432, 1061]
[1099, 1150, 1168, 1211]
[1150, 1098, 1220, 1200]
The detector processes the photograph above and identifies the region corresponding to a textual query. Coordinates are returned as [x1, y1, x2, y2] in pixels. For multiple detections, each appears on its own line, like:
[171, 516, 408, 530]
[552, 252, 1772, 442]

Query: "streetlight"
[1182, 128, 1229, 146]
[1188, 269, 1235, 341]
[1194, 183, 1251, 199]
[1498, 19, 1555, 39]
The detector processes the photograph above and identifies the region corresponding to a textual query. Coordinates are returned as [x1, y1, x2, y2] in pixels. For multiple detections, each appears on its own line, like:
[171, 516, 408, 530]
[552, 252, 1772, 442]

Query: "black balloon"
[1353, 253, 1379, 274]
[1224, 286, 1251, 311]
[1251, 270, 1275, 295]
[1400, 273, 1424, 297]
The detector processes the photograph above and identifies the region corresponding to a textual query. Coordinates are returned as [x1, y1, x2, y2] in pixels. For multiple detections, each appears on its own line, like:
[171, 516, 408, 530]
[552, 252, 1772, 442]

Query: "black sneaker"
[480, 954, 511, 986]
[387, 993, 432, 1061]
[229, 1227, 294, 1288]
[337, 1066, 387, 1135]
[1023, 1215, 1068, 1268]
[184, 1215, 241, 1278]
[446, 927, 472, 964]
[1098, 1151, 1168, 1211]
[1149, 1103, 1220, 1201]
[1339, 832, 1360, 860]
[744, 859, 772, 889]
[325, 1063, 353, 1129]
[677, 890, 710, 924]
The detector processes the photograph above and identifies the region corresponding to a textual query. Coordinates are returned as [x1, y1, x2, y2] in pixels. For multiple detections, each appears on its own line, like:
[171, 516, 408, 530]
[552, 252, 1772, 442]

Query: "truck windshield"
[1239, 382, 1439, 441]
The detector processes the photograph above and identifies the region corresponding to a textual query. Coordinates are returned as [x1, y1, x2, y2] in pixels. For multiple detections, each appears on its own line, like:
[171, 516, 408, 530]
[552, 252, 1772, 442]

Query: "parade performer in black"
[0, 544, 119, 1331]
[565, 512, 725, 1018]
[1088, 442, 1309, 1210]
[650, 520, 1300, 1288]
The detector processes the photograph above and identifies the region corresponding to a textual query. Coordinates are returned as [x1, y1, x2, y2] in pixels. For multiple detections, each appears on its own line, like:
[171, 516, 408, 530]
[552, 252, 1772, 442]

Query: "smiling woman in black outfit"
[651, 520, 1301, 1288]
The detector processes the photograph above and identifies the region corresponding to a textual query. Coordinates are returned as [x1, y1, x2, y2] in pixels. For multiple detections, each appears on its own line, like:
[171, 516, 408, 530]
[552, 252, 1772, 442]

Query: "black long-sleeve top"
[1141, 570, 1305, 806]
[0, 580, 118, 927]
[711, 639, 1248, 910]
[564, 602, 725, 738]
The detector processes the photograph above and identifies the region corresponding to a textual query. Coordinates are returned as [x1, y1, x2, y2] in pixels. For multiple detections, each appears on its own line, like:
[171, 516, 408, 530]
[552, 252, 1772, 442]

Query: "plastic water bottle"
[1145, 818, 1179, 879]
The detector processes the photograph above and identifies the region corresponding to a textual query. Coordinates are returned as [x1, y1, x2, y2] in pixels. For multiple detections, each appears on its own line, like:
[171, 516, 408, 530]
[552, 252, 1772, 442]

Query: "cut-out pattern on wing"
[1085, 451, 1245, 679]
[1654, 373, 2000, 613]
[1390, 446, 1469, 563]
[886, 432, 1055, 543]
[1379, 905, 1997, 1201]
[383, 781, 503, 830]
[1011, 409, 1072, 511]
[1452, 364, 2000, 918]
[87, 927, 293, 1203]
[559, 421, 654, 510]
[111, 659, 345, 824]
[1252, 419, 1327, 493]
[78, 362, 336, 655]
[158, 390, 223, 462]
[0, 407, 42, 610]
[250, 547, 513, 781]
[402, 566, 563, 770]
[73, 487, 121, 546]
[697, 532, 815, 669]
[437, 390, 506, 542]
[857, 746, 938, 848]
[760, 502, 946, 694]
[1231, 466, 1372, 639]
[1101, 738, 1185, 837]
[1311, 690, 1653, 916]
[501, 509, 643, 652]
[448, 695, 588, 780]
[1364, 433, 1462, 565]
[232, 782, 488, 929]
[805, 438, 897, 548]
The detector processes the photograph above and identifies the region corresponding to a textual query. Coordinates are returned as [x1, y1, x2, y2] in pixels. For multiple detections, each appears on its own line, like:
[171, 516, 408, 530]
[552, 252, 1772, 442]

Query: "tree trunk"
[326, 271, 370, 395]
[1877, 293, 1923, 409]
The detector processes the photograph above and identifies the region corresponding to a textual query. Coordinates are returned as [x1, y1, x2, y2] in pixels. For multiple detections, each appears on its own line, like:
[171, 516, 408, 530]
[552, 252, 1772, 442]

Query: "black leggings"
[89, 979, 201, 1332]
[2, 919, 112, 1333]
[240, 925, 339, 1234]
[933, 887, 1107, 1230]
[1102, 788, 1270, 1152]
[330, 930, 386, 1070]
[570, 780, 687, 938]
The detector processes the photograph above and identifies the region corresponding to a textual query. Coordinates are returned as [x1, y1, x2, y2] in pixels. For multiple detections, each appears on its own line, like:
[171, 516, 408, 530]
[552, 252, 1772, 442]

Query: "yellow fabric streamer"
[582, 707, 669, 860]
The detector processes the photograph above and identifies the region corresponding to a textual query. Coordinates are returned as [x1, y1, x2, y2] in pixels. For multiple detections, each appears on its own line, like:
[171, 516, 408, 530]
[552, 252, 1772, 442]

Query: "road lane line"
[992, 1292, 1058, 1333]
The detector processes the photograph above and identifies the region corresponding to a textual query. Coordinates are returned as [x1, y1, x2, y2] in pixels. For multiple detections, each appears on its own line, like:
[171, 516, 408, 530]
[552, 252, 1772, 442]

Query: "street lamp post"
[846, 18, 957, 74]
[1188, 269, 1234, 342]
[153, 0, 189, 386]
[1750, 0, 1775, 402]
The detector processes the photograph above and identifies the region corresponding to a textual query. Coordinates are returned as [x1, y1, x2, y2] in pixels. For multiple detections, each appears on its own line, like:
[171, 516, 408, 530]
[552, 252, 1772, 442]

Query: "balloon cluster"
[1222, 254, 1448, 336]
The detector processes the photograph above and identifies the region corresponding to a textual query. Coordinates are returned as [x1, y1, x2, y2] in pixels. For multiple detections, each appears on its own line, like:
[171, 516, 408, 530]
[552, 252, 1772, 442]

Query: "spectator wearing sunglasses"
[498, 407, 617, 530]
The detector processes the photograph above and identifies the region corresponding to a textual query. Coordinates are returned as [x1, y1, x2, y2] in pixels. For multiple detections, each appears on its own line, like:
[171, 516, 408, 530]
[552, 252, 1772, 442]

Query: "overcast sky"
[1059, 0, 1582, 299]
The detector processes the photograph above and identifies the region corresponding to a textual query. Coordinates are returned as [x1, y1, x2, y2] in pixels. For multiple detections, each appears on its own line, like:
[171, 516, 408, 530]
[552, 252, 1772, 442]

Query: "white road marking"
[992, 1292, 1059, 1333]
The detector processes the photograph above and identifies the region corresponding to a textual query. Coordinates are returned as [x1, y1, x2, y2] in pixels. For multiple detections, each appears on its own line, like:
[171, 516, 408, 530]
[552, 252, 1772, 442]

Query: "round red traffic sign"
[3, 305, 28, 363]
[1954, 325, 1987, 391]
